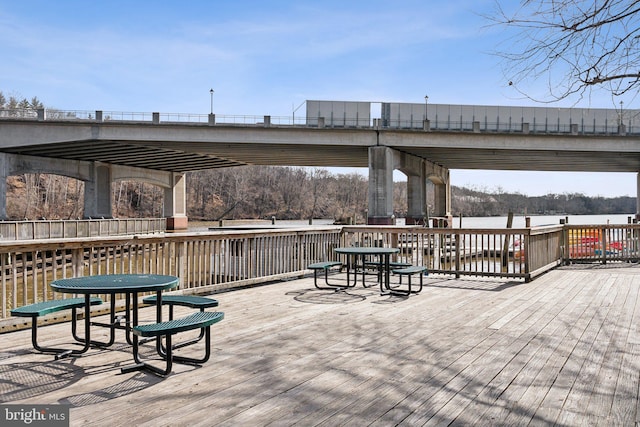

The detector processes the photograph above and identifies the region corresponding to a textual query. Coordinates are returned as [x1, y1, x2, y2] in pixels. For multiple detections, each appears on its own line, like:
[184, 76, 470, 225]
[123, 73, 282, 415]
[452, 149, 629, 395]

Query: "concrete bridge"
[0, 101, 639, 227]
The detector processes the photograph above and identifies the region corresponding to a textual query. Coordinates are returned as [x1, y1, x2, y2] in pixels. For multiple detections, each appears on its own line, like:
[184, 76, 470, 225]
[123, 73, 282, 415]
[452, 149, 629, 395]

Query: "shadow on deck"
[2, 263, 640, 426]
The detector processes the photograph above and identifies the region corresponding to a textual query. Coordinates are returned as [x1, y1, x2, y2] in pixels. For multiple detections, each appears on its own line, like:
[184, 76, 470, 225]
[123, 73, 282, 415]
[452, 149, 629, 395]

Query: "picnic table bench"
[142, 294, 220, 348]
[11, 297, 103, 358]
[123, 311, 225, 376]
[308, 261, 345, 290]
[387, 265, 427, 296]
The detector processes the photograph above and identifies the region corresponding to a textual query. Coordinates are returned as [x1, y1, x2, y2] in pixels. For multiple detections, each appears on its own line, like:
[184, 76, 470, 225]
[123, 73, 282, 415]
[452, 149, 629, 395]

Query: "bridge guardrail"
[2, 108, 637, 135]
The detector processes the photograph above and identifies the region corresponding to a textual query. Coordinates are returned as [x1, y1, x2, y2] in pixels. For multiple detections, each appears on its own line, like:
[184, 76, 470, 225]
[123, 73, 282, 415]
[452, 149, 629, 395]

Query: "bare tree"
[490, 0, 640, 102]
[307, 168, 330, 220]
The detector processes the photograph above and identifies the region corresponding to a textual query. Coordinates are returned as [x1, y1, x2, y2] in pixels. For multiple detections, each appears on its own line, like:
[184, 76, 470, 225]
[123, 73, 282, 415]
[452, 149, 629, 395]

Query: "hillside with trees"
[3, 166, 636, 222]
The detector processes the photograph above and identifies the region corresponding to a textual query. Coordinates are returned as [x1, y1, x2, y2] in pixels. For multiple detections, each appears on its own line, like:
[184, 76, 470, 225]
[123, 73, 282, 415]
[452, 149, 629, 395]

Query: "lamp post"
[620, 100, 624, 127]
[209, 89, 214, 114]
[424, 95, 429, 120]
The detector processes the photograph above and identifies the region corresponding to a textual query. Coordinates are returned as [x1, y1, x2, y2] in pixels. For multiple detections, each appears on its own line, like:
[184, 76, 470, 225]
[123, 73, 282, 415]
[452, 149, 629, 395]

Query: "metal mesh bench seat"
[364, 261, 412, 269]
[360, 260, 413, 286]
[11, 297, 103, 356]
[142, 295, 219, 317]
[388, 266, 428, 296]
[308, 261, 344, 290]
[142, 295, 220, 347]
[124, 311, 224, 376]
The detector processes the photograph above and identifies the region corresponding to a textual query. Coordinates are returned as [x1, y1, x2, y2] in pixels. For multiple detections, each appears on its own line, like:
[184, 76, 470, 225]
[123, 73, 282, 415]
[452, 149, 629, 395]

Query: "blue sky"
[1, 0, 637, 198]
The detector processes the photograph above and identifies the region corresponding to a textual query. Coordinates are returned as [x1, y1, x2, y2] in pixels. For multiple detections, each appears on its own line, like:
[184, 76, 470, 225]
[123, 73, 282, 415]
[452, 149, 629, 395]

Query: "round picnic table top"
[50, 274, 179, 294]
[334, 247, 399, 255]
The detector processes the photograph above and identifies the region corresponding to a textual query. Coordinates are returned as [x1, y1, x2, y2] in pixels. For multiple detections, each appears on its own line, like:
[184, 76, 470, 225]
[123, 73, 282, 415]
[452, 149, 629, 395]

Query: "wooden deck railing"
[0, 218, 166, 240]
[341, 226, 548, 280]
[563, 224, 640, 263]
[2, 223, 639, 330]
[341, 223, 640, 278]
[0, 228, 342, 328]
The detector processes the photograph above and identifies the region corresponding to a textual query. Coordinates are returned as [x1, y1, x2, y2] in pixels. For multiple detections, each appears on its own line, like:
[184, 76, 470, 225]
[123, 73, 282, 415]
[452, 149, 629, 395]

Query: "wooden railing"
[0, 218, 166, 240]
[341, 226, 555, 281]
[0, 228, 342, 329]
[2, 223, 638, 330]
[563, 224, 640, 263]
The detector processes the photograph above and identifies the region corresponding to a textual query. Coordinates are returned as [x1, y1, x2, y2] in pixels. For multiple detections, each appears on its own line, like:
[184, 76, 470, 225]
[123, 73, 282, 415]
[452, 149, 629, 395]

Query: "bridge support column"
[84, 163, 112, 218]
[433, 169, 452, 226]
[368, 146, 395, 225]
[435, 170, 451, 216]
[405, 173, 426, 225]
[0, 154, 7, 219]
[419, 160, 451, 227]
[368, 146, 451, 226]
[396, 150, 451, 226]
[637, 172, 640, 221]
[164, 172, 188, 230]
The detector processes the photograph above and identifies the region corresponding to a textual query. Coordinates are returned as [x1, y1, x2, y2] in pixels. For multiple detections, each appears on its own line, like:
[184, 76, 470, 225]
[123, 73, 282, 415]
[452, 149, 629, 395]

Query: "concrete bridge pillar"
[84, 164, 112, 218]
[637, 172, 640, 220]
[405, 173, 426, 225]
[368, 146, 451, 226]
[424, 161, 451, 226]
[0, 154, 8, 219]
[434, 169, 451, 218]
[368, 146, 395, 225]
[164, 172, 188, 230]
[398, 151, 427, 225]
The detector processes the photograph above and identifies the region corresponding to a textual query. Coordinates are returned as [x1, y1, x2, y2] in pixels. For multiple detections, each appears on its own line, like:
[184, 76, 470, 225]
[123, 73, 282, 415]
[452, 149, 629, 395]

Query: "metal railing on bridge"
[2, 104, 638, 135]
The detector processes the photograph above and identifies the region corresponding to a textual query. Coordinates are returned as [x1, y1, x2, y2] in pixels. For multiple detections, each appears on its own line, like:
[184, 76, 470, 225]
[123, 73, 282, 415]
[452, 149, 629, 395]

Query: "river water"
[189, 213, 637, 231]
[452, 213, 636, 228]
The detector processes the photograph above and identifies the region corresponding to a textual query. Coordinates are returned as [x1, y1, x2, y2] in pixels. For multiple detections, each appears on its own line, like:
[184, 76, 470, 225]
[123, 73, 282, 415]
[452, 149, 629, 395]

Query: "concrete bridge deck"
[2, 264, 640, 426]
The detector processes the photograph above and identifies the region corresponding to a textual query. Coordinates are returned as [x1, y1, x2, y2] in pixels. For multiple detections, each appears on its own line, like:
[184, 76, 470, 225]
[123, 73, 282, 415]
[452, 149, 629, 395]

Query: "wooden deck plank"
[529, 274, 610, 424]
[492, 272, 603, 425]
[3, 265, 640, 426]
[582, 274, 639, 425]
[425, 285, 581, 425]
[533, 274, 626, 425]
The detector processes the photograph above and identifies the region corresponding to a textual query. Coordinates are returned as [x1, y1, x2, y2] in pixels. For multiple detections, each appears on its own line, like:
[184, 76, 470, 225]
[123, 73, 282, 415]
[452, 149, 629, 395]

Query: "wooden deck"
[3, 264, 640, 426]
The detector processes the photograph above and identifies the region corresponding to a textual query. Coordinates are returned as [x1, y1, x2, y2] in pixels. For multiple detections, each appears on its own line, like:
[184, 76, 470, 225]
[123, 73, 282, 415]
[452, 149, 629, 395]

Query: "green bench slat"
[142, 295, 219, 309]
[309, 261, 343, 290]
[388, 266, 426, 296]
[364, 261, 411, 268]
[308, 261, 342, 270]
[11, 297, 103, 317]
[390, 261, 413, 268]
[392, 266, 428, 275]
[127, 311, 225, 376]
[133, 311, 224, 338]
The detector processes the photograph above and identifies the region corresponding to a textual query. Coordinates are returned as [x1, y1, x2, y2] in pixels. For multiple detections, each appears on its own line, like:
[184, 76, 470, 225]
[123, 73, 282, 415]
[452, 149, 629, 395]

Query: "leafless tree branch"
[489, 0, 640, 102]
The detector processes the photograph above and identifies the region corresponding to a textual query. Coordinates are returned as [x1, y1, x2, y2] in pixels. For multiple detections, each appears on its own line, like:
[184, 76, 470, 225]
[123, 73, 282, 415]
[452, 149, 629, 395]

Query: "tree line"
[4, 167, 636, 221]
[0, 91, 43, 111]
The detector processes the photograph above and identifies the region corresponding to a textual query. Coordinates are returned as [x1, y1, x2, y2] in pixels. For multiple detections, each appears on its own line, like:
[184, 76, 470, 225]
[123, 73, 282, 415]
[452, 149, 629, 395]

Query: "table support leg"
[380, 254, 394, 295]
[84, 298, 118, 347]
[122, 291, 146, 373]
[122, 291, 169, 375]
[53, 296, 92, 360]
[334, 256, 357, 291]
